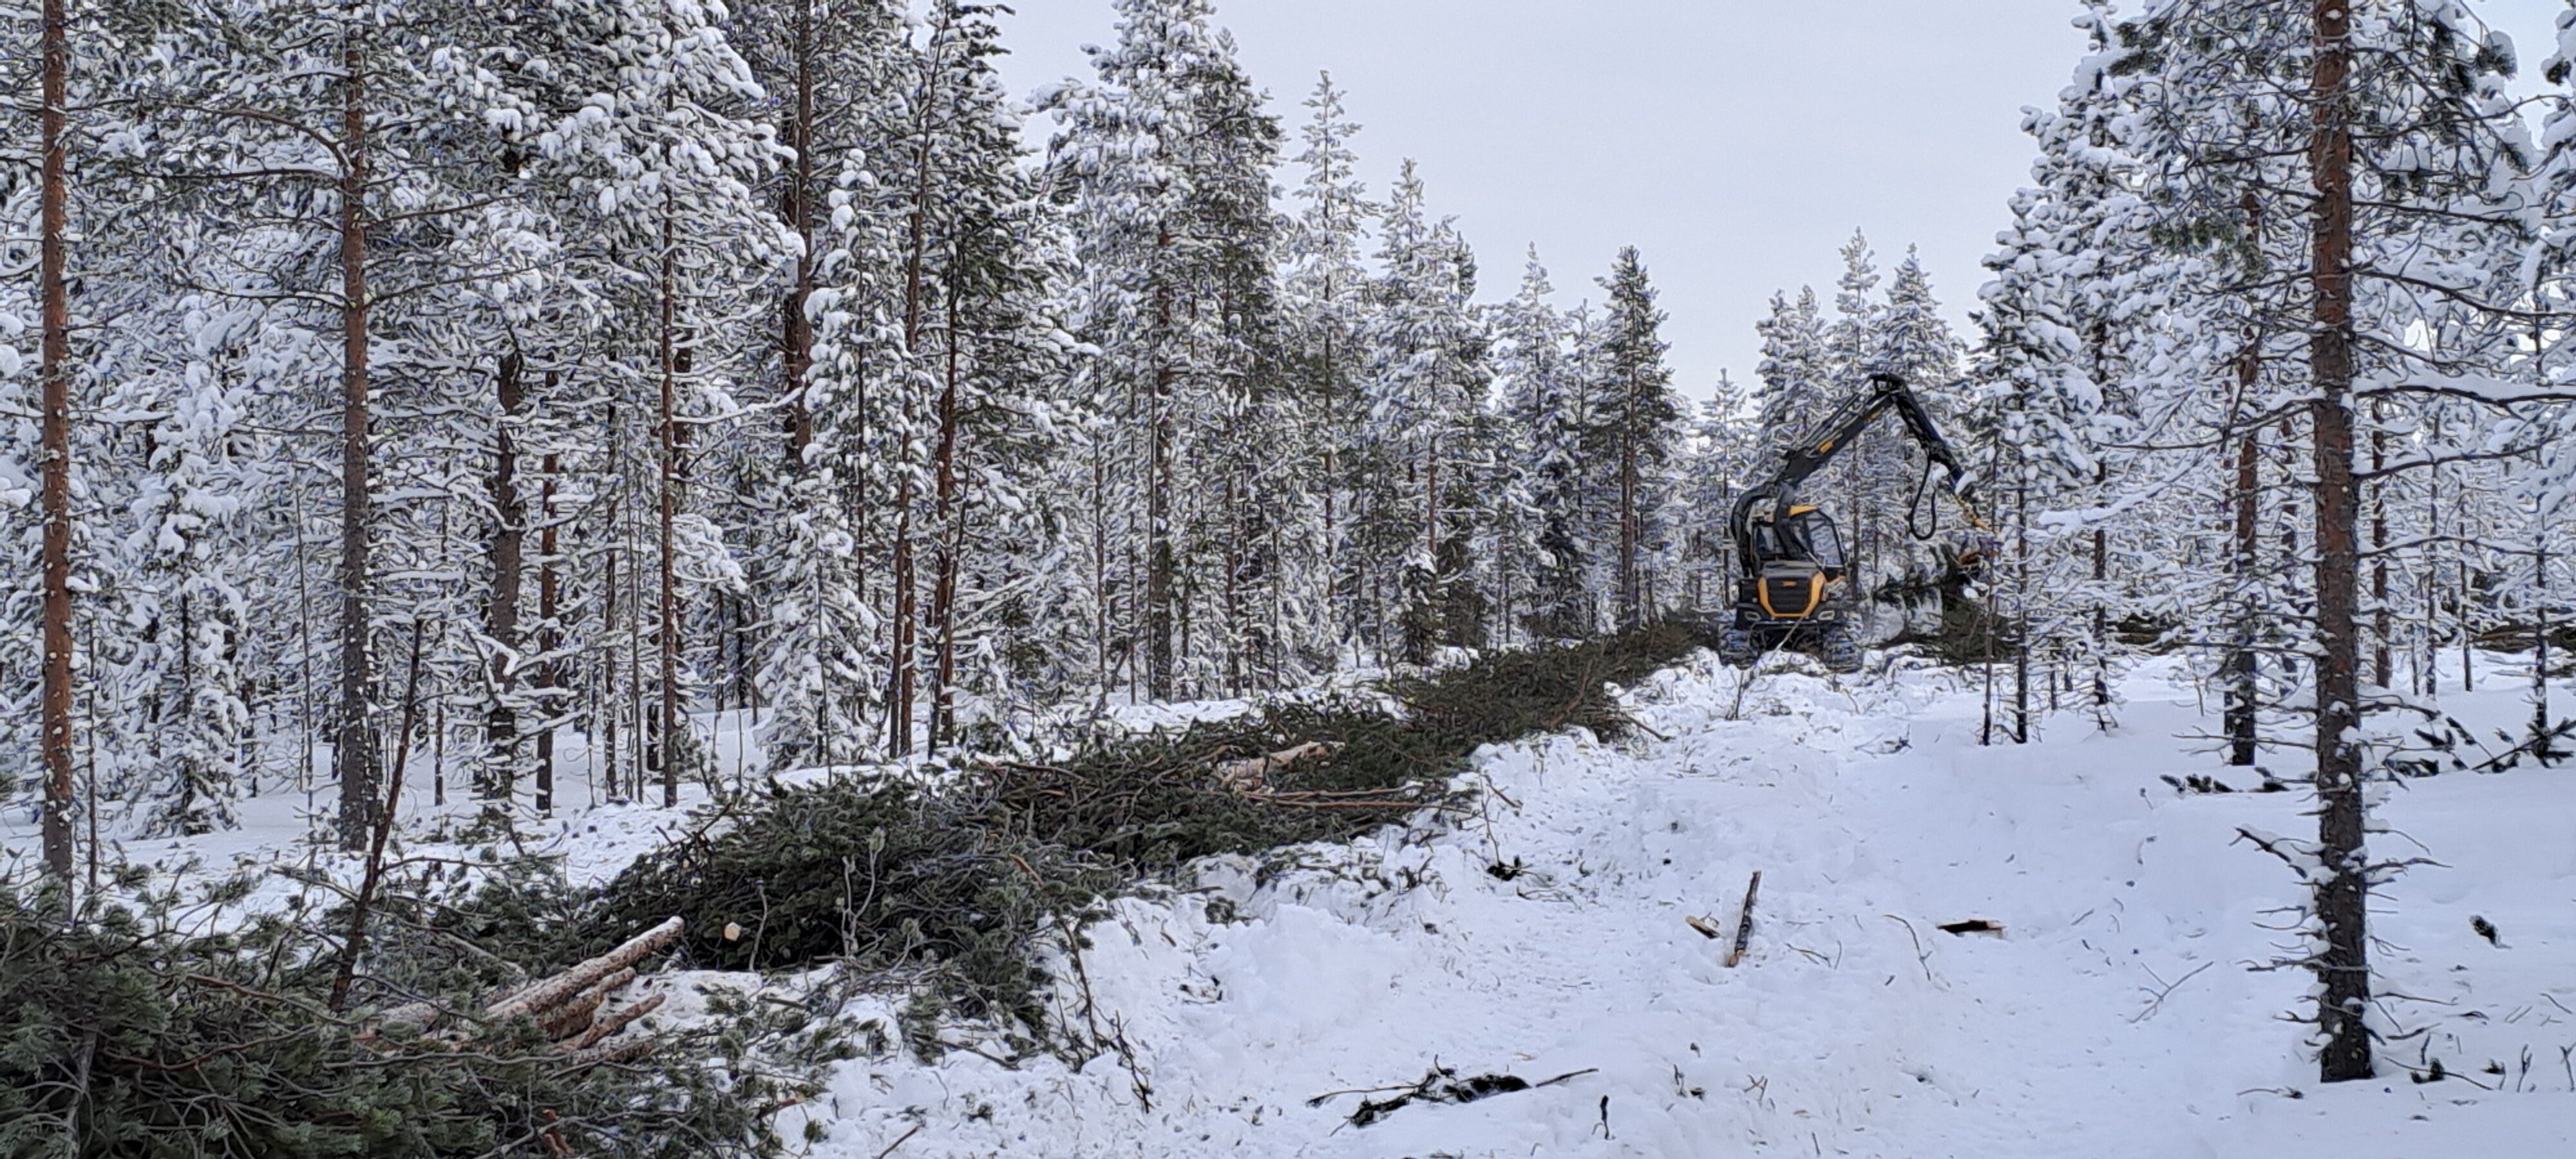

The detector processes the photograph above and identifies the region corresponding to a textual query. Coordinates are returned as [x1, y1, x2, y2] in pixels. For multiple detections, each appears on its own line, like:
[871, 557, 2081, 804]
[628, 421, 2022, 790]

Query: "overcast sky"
[990, 0, 2571, 400]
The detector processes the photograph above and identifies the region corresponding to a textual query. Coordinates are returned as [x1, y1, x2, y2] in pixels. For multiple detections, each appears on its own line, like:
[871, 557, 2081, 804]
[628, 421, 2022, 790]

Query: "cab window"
[1796, 512, 1845, 570]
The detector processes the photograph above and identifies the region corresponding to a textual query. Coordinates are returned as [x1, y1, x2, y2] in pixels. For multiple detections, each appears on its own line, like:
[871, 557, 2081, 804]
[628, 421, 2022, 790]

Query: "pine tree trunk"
[1618, 380, 1640, 630]
[2309, 0, 2374, 1084]
[656, 183, 682, 807]
[781, 0, 817, 468]
[927, 272, 964, 751]
[484, 353, 526, 800]
[37, 0, 76, 882]
[335, 22, 379, 851]
[1147, 231, 1176, 701]
[2013, 463, 2030, 743]
[536, 448, 560, 814]
[887, 71, 940, 753]
[2228, 191, 2264, 767]
[2228, 430, 2260, 766]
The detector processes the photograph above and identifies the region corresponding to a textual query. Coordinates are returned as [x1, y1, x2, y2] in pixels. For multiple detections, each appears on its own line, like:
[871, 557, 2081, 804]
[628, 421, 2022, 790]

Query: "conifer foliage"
[0, 0, 1701, 882]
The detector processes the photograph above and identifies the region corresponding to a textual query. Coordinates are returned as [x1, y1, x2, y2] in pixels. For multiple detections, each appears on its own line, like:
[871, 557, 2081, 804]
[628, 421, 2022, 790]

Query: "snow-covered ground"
[9, 650, 2573, 1156]
[790, 653, 2576, 1158]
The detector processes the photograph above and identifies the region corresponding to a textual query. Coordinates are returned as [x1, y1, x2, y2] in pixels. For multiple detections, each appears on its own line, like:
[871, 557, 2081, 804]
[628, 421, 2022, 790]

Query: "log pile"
[370, 916, 683, 1066]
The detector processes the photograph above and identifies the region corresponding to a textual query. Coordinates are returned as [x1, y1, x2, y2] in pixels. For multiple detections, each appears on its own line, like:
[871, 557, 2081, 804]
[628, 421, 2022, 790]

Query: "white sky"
[990, 0, 2573, 400]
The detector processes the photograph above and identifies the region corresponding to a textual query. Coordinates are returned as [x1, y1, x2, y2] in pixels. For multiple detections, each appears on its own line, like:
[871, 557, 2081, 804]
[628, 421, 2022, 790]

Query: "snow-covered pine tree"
[1594, 247, 1683, 628]
[1678, 373, 1754, 616]
[2118, 0, 2542, 1082]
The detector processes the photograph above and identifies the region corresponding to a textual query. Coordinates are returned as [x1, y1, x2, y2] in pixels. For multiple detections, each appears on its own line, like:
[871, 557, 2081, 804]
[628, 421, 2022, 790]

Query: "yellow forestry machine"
[1718, 372, 1993, 674]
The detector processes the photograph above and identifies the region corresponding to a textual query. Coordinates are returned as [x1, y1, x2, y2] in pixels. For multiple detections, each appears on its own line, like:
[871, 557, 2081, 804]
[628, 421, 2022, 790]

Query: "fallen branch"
[2130, 961, 2214, 1023]
[1314, 1064, 1598, 1128]
[1725, 871, 1763, 968]
[1882, 914, 1935, 982]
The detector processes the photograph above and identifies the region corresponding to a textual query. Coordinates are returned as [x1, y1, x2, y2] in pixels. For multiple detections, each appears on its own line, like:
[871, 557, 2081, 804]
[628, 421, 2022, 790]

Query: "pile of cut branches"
[0, 880, 799, 1159]
[583, 620, 1713, 1032]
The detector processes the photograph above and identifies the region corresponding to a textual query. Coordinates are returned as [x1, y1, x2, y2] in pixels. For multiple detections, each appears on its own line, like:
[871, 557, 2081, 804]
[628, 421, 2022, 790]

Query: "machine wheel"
[1819, 625, 1864, 675]
[1718, 627, 1757, 669]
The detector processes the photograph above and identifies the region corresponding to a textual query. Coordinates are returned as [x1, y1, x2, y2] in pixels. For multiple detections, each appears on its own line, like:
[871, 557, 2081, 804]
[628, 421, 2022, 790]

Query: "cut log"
[569, 992, 667, 1051]
[536, 967, 636, 1042]
[488, 916, 684, 1024]
[1213, 741, 1343, 795]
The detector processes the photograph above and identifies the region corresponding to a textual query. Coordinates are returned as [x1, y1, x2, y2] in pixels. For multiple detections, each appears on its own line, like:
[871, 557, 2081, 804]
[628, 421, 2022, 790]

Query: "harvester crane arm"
[1757, 372, 1982, 528]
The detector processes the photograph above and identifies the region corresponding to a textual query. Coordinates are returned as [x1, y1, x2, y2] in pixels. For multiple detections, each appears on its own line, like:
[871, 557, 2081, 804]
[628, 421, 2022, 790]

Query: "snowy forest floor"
[781, 652, 2576, 1158]
[8, 650, 2576, 1156]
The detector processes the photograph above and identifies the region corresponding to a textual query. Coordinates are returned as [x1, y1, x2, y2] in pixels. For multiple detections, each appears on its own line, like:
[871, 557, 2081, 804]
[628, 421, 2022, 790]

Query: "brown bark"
[927, 267, 964, 749]
[1146, 229, 1176, 701]
[536, 446, 560, 813]
[2228, 430, 2261, 766]
[1618, 370, 1641, 630]
[336, 22, 379, 850]
[484, 353, 526, 798]
[2310, 0, 2374, 1084]
[780, 0, 816, 466]
[37, 0, 75, 881]
[2228, 191, 2264, 766]
[657, 182, 681, 806]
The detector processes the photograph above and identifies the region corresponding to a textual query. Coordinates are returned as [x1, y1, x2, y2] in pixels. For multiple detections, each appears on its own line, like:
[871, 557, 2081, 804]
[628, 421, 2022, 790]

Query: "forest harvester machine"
[1718, 372, 1994, 674]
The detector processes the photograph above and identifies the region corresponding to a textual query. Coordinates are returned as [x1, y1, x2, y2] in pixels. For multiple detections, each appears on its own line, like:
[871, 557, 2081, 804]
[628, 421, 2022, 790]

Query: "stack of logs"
[367, 916, 685, 1066]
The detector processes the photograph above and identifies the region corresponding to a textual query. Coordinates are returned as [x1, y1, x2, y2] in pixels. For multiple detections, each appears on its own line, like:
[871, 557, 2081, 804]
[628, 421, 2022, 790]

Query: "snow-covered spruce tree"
[2117, 0, 2543, 1082]
[1356, 161, 1490, 663]
[719, 0, 898, 774]
[1753, 287, 1830, 455]
[1861, 248, 1975, 641]
[1493, 249, 1589, 641]
[1678, 372, 1755, 616]
[111, 288, 268, 836]
[1282, 72, 1378, 663]
[1045, 0, 1288, 698]
[1594, 247, 1684, 629]
[1973, 171, 2096, 742]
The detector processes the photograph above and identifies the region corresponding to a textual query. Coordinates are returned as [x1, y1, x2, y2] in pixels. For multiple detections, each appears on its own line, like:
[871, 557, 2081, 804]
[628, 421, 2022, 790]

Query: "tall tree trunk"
[484, 353, 526, 800]
[2371, 415, 2389, 690]
[2309, 0, 2374, 1084]
[2013, 458, 2031, 743]
[780, 0, 817, 467]
[886, 50, 943, 755]
[1147, 231, 1176, 701]
[2228, 429, 2261, 766]
[2228, 191, 2264, 767]
[1619, 381, 1640, 630]
[927, 267, 964, 750]
[37, 0, 76, 882]
[536, 447, 560, 814]
[656, 186, 682, 807]
[335, 22, 379, 851]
